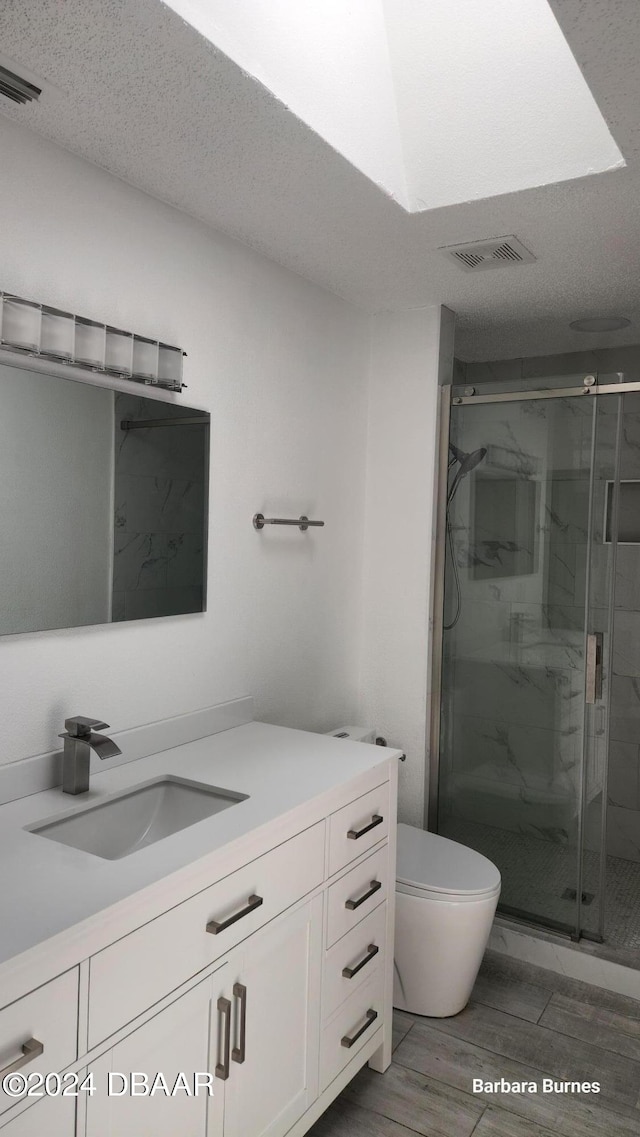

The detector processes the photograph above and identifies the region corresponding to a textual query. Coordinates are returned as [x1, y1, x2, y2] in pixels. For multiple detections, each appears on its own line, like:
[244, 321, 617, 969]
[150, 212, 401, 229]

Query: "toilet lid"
[396, 823, 501, 897]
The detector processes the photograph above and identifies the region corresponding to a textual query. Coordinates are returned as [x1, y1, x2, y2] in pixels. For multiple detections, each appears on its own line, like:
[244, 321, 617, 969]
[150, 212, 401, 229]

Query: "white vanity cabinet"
[0, 1095, 76, 1137]
[222, 897, 322, 1137]
[0, 744, 397, 1137]
[86, 897, 322, 1137]
[87, 967, 227, 1137]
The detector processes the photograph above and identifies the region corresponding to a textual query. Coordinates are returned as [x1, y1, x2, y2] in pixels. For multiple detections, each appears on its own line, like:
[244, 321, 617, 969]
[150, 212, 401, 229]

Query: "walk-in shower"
[430, 370, 640, 961]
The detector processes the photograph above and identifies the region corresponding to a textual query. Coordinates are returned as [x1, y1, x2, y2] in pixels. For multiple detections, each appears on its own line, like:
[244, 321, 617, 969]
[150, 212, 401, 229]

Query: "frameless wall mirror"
[0, 361, 209, 635]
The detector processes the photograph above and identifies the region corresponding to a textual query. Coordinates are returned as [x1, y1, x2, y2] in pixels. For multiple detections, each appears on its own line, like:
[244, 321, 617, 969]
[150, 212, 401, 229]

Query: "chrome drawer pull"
[0, 1037, 44, 1079]
[341, 1009, 378, 1049]
[345, 879, 382, 911]
[232, 983, 247, 1064]
[206, 894, 263, 935]
[215, 997, 231, 1080]
[342, 943, 379, 979]
[347, 814, 383, 840]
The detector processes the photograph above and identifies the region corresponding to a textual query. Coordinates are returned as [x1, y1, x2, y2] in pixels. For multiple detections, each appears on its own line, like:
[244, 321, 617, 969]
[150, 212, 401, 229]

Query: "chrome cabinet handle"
[342, 943, 379, 979]
[206, 894, 263, 935]
[0, 1038, 44, 1079]
[347, 814, 383, 840]
[215, 997, 231, 1080]
[341, 1009, 378, 1049]
[232, 983, 247, 1064]
[345, 879, 382, 911]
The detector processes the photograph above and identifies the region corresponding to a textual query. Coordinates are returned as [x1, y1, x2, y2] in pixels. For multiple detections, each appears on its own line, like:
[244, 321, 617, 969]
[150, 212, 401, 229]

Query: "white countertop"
[0, 722, 396, 973]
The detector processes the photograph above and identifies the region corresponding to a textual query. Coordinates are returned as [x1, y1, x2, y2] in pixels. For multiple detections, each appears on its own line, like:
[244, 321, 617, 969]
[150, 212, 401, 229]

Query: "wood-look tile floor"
[308, 951, 640, 1137]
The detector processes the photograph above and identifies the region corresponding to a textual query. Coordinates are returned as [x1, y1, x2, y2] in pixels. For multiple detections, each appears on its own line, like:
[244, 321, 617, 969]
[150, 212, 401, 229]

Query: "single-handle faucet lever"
[59, 715, 122, 795]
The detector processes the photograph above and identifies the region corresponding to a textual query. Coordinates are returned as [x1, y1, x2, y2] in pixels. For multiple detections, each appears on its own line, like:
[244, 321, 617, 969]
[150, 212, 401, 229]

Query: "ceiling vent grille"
[440, 235, 536, 272]
[0, 64, 41, 105]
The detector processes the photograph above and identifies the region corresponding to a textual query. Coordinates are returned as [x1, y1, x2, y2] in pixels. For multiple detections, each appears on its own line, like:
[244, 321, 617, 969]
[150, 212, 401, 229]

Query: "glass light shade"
[1, 296, 41, 352]
[132, 336, 159, 381]
[40, 307, 74, 360]
[105, 327, 133, 376]
[74, 318, 106, 368]
[158, 344, 183, 389]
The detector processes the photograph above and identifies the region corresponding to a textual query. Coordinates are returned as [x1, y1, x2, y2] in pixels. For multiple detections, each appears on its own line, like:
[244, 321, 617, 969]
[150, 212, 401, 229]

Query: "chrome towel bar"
[253, 513, 324, 531]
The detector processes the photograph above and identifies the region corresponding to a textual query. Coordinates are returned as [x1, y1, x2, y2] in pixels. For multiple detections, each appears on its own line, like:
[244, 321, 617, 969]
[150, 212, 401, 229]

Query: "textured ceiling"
[0, 0, 639, 360]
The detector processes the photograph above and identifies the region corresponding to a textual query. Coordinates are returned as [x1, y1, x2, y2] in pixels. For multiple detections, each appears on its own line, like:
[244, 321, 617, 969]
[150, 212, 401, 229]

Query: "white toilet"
[394, 823, 501, 1018]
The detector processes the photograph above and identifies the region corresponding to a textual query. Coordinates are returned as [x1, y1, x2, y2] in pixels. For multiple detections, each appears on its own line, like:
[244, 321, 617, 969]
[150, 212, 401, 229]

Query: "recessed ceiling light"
[569, 316, 630, 332]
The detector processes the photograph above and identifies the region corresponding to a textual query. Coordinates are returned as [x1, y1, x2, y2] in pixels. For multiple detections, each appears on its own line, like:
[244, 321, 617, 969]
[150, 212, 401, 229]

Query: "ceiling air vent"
[0, 64, 41, 105]
[440, 235, 536, 272]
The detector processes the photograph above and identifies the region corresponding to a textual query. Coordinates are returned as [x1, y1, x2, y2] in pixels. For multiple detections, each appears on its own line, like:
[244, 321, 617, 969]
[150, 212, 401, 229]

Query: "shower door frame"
[427, 374, 630, 941]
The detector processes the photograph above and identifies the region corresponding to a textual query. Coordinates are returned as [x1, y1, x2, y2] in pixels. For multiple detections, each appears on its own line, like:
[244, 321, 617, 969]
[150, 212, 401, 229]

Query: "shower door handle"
[585, 633, 603, 704]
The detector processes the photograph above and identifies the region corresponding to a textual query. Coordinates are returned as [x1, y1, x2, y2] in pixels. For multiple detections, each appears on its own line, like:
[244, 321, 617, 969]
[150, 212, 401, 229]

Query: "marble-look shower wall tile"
[123, 586, 202, 621]
[111, 591, 126, 622]
[607, 740, 640, 810]
[509, 603, 584, 670]
[164, 586, 203, 615]
[521, 351, 598, 379]
[613, 546, 640, 610]
[544, 476, 591, 547]
[112, 393, 207, 619]
[113, 532, 168, 591]
[451, 659, 583, 734]
[619, 407, 640, 480]
[115, 397, 207, 482]
[443, 599, 512, 665]
[464, 358, 522, 384]
[545, 545, 579, 607]
[587, 542, 612, 609]
[451, 713, 579, 789]
[594, 345, 640, 378]
[609, 674, 640, 743]
[166, 532, 205, 589]
[607, 804, 640, 862]
[613, 609, 640, 676]
[115, 475, 204, 535]
[474, 344, 640, 387]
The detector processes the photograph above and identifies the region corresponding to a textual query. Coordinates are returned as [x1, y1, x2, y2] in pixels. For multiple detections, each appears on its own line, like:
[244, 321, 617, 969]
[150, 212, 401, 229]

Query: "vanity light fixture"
[0, 290, 186, 391]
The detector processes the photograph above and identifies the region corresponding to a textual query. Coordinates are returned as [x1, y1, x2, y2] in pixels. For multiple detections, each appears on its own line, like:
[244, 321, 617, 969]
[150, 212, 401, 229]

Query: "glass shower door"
[437, 384, 617, 938]
[578, 391, 622, 941]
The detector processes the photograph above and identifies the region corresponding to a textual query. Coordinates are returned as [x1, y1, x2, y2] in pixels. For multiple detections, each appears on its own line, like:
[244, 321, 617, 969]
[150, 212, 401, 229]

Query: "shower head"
[449, 444, 487, 477]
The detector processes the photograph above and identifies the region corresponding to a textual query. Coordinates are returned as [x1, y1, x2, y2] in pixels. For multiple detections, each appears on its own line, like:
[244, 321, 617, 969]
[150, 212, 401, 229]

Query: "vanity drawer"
[0, 969, 79, 1117]
[320, 971, 384, 1091]
[323, 903, 386, 1020]
[89, 821, 325, 1049]
[326, 845, 389, 948]
[328, 782, 390, 877]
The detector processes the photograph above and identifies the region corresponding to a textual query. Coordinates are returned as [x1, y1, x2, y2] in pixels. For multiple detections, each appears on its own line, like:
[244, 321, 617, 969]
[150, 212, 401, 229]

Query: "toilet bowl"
[394, 823, 500, 1018]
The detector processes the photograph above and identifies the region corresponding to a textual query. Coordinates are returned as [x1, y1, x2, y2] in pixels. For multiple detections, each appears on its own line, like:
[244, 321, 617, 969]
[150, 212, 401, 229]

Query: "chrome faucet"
[59, 716, 122, 795]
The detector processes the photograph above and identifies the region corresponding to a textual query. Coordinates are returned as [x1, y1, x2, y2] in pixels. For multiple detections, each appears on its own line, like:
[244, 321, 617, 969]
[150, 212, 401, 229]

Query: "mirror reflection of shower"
[444, 443, 487, 630]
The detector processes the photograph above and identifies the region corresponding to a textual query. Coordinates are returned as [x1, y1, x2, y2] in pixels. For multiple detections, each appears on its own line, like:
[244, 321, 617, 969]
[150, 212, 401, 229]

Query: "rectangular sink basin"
[28, 776, 248, 860]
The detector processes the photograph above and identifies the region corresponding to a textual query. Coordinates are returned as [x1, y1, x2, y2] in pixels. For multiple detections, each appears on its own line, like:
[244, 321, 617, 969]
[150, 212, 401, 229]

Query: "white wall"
[0, 365, 113, 634]
[358, 307, 453, 824]
[165, 0, 409, 206]
[0, 116, 370, 766]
